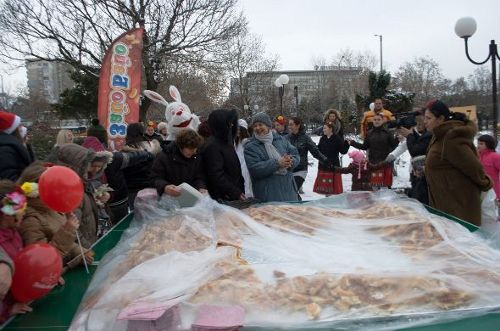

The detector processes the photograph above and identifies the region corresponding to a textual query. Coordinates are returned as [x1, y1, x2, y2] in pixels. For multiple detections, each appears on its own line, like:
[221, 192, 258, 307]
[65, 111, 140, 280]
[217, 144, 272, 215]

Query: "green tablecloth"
[3, 208, 500, 330]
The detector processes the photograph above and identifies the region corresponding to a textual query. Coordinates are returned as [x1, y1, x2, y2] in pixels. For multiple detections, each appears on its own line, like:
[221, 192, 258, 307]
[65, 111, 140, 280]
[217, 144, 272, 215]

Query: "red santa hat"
[0, 111, 21, 134]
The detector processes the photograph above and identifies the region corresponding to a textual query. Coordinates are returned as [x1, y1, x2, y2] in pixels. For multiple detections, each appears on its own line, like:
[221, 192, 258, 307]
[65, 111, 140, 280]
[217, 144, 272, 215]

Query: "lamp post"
[455, 17, 499, 140]
[338, 56, 345, 110]
[294, 86, 299, 115]
[374, 34, 383, 72]
[274, 74, 289, 115]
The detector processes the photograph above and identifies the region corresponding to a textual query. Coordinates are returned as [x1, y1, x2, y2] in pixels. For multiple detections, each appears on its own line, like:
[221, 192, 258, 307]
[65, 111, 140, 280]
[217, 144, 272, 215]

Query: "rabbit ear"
[143, 90, 169, 107]
[169, 85, 181, 103]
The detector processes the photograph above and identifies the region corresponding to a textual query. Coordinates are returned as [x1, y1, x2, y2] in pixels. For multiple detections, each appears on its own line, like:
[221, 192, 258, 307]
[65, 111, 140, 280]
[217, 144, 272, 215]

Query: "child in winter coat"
[17, 162, 93, 268]
[478, 134, 500, 219]
[478, 135, 500, 200]
[0, 180, 32, 322]
[335, 151, 383, 191]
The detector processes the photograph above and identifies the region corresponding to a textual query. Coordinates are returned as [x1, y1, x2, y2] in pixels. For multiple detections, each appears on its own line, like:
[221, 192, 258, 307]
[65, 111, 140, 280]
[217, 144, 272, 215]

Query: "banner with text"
[97, 27, 144, 150]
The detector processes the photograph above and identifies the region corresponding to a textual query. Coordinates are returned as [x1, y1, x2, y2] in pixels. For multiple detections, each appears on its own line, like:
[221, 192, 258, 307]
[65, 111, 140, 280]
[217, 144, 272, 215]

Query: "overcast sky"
[239, 0, 499, 79]
[0, 0, 498, 93]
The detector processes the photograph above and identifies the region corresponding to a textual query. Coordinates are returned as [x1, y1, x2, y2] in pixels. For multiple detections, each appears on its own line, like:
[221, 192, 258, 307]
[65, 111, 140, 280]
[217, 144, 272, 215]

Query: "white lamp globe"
[279, 74, 290, 85]
[455, 17, 477, 38]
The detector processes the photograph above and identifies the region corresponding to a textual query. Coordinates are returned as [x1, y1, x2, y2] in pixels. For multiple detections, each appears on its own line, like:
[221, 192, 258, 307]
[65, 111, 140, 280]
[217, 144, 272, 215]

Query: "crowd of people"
[0, 96, 498, 321]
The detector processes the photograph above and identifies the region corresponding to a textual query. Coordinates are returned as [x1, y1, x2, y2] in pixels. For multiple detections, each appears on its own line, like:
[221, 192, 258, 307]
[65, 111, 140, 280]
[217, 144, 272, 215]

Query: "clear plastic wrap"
[70, 191, 500, 330]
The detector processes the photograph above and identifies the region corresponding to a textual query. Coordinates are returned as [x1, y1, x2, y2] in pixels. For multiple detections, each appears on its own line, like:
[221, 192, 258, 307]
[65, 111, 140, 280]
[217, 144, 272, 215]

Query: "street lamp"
[274, 74, 289, 115]
[294, 86, 299, 115]
[455, 17, 500, 140]
[338, 56, 345, 110]
[374, 34, 383, 72]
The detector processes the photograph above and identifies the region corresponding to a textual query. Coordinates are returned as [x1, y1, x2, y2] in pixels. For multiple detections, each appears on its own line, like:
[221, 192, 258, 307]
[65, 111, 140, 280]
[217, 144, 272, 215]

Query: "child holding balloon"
[17, 162, 93, 268]
[0, 180, 33, 321]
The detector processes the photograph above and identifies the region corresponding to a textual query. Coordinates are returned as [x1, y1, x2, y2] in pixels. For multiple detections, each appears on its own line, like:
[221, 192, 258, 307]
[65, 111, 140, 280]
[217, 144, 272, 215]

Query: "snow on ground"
[301, 135, 411, 201]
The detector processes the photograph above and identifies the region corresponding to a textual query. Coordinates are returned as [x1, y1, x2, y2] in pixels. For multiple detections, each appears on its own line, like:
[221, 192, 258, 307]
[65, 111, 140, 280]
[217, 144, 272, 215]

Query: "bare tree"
[0, 0, 245, 116]
[392, 56, 447, 105]
[223, 28, 279, 117]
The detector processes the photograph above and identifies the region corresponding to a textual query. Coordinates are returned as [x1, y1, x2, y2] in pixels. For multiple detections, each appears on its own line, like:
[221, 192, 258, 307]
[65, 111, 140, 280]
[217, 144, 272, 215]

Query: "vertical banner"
[97, 27, 144, 151]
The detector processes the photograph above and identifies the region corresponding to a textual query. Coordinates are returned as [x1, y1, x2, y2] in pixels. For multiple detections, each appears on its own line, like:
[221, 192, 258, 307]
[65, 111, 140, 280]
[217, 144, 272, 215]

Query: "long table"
[3, 206, 500, 331]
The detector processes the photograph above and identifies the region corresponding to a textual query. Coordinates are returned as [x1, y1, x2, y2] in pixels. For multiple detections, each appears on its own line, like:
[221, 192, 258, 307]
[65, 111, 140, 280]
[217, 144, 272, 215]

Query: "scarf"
[254, 131, 287, 175]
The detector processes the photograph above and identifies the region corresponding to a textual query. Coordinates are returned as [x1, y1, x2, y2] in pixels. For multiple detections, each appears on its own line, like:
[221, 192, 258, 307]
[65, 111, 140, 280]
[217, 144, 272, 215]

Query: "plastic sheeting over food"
[70, 191, 500, 331]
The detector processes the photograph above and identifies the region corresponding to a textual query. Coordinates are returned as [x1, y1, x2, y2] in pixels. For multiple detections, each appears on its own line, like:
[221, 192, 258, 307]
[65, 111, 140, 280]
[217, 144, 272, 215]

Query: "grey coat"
[244, 132, 300, 202]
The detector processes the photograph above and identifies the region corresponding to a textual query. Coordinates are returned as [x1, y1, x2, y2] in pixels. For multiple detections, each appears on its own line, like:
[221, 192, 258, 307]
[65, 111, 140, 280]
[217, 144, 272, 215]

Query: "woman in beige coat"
[424, 100, 492, 226]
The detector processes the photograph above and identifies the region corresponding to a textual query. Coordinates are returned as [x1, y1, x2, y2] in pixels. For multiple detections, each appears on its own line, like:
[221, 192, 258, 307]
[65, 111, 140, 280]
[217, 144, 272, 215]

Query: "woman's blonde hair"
[55, 129, 73, 146]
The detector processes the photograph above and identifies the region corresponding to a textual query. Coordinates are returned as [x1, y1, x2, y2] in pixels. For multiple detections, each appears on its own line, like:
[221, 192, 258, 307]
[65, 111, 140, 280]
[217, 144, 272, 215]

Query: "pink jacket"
[479, 149, 500, 199]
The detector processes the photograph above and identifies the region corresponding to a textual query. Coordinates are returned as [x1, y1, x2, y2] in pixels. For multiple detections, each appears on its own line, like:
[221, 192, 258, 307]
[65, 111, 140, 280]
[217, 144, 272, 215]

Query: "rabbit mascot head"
[143, 86, 200, 141]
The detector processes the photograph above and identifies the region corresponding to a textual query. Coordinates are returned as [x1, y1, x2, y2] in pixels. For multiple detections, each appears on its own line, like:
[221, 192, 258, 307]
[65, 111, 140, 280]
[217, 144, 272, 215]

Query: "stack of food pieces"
[70, 193, 500, 331]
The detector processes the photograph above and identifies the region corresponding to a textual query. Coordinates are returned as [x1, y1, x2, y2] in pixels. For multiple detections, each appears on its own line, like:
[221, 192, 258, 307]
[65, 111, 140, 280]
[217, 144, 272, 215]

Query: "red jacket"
[0, 228, 23, 323]
[479, 149, 500, 199]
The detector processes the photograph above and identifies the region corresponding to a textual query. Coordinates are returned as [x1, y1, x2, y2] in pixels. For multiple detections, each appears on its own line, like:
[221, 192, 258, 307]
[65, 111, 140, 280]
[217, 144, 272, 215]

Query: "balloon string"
[75, 230, 90, 274]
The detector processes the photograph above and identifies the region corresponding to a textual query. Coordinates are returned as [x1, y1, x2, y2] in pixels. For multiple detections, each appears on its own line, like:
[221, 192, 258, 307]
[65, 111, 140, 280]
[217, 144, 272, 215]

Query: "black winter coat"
[287, 129, 328, 172]
[201, 109, 244, 201]
[317, 134, 349, 171]
[350, 126, 398, 163]
[151, 142, 206, 196]
[406, 130, 432, 157]
[0, 133, 34, 180]
[105, 150, 153, 206]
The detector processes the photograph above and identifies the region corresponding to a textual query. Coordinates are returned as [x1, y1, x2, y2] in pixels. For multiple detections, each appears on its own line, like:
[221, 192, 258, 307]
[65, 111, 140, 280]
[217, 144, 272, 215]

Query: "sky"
[239, 0, 499, 79]
[0, 0, 498, 93]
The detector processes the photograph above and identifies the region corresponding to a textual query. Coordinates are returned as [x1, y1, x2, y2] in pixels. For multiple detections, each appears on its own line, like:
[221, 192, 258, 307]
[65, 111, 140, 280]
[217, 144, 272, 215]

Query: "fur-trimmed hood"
[54, 143, 111, 180]
[433, 119, 477, 141]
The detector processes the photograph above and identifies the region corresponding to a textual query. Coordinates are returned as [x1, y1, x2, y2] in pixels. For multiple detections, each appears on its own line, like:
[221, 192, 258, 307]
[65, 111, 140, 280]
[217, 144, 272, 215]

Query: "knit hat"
[0, 111, 21, 134]
[238, 119, 248, 130]
[251, 112, 272, 128]
[426, 99, 450, 119]
[82, 136, 105, 152]
[274, 115, 286, 126]
[348, 150, 367, 179]
[157, 122, 168, 131]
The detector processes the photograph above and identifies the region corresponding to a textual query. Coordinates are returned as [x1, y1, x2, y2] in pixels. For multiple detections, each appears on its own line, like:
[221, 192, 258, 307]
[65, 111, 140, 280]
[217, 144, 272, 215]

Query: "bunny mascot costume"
[143, 86, 200, 141]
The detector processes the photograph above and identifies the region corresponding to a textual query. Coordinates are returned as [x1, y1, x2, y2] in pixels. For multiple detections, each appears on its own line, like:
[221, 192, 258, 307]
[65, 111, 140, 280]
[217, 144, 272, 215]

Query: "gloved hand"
[385, 154, 396, 163]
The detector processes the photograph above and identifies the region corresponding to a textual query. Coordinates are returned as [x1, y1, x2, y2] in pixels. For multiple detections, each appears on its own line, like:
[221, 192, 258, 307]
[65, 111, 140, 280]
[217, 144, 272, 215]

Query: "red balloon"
[11, 243, 63, 303]
[39, 165, 84, 213]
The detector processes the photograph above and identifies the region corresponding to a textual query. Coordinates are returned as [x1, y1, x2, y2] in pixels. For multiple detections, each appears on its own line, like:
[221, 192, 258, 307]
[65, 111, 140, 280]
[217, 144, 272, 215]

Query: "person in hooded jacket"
[287, 117, 328, 193]
[424, 100, 492, 226]
[151, 129, 207, 197]
[17, 162, 93, 268]
[53, 143, 100, 248]
[200, 109, 245, 202]
[0, 111, 34, 181]
[82, 136, 154, 224]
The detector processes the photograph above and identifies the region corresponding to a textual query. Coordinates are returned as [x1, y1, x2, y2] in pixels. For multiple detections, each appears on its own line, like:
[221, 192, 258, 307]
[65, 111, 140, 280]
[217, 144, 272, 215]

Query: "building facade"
[230, 66, 366, 121]
[25, 59, 74, 104]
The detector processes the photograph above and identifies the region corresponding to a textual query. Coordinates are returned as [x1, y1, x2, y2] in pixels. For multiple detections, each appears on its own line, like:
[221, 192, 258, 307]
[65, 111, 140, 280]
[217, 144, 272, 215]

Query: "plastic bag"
[70, 191, 500, 331]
